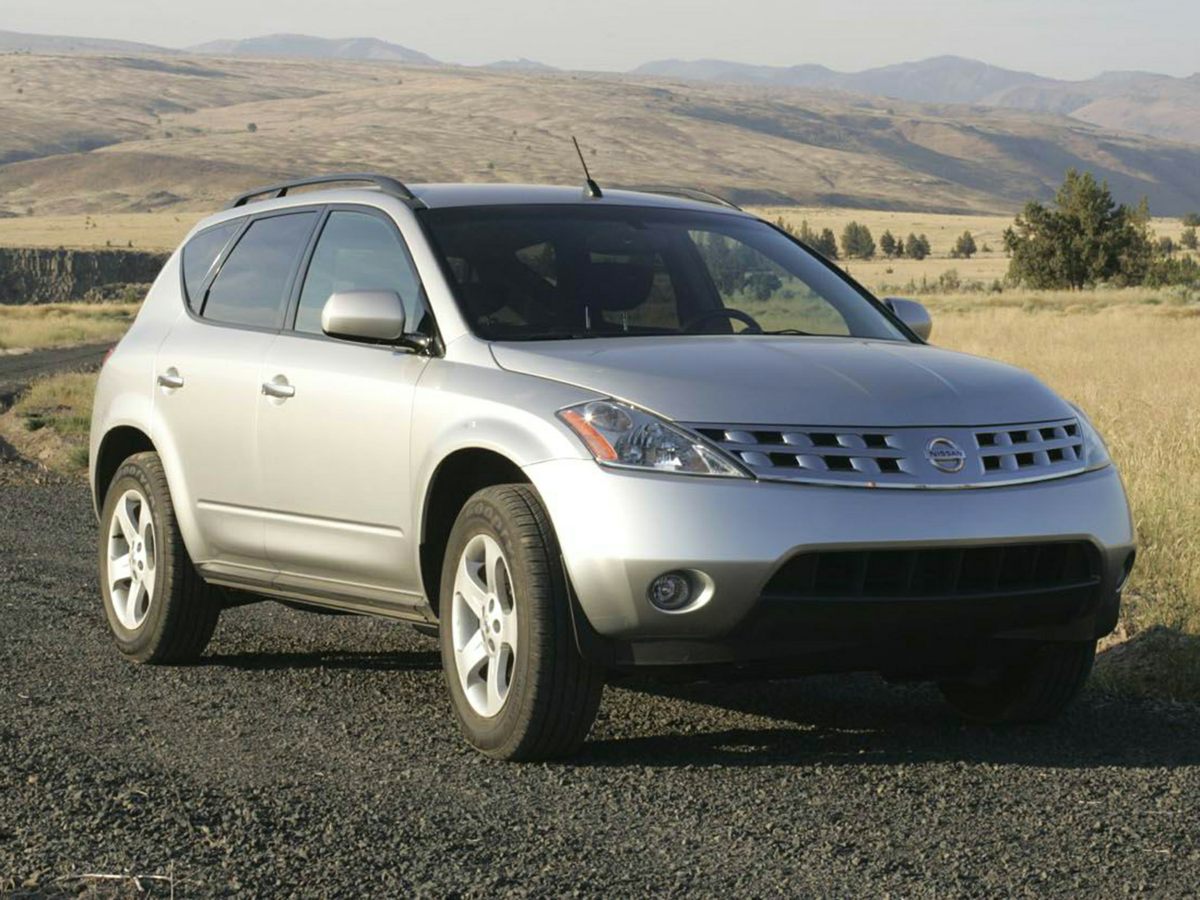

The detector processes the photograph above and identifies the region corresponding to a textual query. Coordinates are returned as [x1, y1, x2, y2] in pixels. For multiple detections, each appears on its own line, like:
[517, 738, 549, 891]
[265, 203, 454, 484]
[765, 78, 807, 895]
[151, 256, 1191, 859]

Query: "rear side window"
[181, 221, 240, 310]
[202, 212, 317, 328]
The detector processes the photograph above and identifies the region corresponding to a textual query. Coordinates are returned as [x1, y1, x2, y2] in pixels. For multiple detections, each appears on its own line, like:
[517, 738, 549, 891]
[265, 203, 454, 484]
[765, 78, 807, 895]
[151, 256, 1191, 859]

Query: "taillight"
[102, 345, 117, 366]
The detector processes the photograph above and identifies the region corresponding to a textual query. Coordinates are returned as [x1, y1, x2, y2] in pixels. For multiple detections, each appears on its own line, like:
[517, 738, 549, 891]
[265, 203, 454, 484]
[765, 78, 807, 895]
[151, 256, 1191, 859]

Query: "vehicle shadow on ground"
[577, 674, 1200, 769]
[197, 649, 441, 672]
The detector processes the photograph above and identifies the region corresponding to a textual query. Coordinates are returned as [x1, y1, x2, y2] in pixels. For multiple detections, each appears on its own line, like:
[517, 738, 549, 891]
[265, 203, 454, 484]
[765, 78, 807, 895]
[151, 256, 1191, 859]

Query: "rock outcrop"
[0, 248, 168, 304]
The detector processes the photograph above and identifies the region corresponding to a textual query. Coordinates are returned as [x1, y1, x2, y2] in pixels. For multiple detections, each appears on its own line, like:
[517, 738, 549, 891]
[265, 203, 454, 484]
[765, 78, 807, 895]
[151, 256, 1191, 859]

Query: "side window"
[295, 211, 423, 336]
[181, 220, 240, 310]
[202, 212, 317, 328]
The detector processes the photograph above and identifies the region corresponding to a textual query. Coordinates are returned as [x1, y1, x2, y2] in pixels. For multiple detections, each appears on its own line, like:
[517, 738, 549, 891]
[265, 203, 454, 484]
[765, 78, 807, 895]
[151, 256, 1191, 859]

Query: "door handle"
[261, 378, 295, 399]
[157, 370, 184, 390]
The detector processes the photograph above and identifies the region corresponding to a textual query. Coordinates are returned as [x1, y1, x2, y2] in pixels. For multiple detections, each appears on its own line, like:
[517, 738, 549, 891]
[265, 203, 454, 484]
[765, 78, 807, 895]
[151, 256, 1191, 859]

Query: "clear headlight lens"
[1071, 404, 1112, 472]
[558, 400, 749, 478]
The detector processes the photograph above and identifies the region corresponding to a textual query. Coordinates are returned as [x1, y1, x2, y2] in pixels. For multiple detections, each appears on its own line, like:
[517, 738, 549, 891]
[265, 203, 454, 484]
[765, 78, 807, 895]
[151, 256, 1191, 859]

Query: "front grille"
[764, 541, 1099, 600]
[690, 418, 1085, 488]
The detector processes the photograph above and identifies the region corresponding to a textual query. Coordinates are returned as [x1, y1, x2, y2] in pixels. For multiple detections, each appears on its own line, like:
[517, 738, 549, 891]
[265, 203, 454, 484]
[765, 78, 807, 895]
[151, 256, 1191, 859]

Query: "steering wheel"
[681, 308, 764, 334]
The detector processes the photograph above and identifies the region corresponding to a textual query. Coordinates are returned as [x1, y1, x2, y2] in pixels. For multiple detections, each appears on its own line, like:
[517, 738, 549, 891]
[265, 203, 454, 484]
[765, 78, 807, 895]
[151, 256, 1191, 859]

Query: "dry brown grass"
[0, 302, 138, 351]
[0, 212, 197, 251]
[930, 293, 1200, 635]
[0, 371, 97, 472]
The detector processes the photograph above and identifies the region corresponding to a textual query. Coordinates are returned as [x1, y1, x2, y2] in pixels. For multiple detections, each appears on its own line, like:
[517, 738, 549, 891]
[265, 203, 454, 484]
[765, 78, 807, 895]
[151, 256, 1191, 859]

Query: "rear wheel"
[99, 452, 222, 663]
[939, 640, 1096, 723]
[439, 484, 603, 761]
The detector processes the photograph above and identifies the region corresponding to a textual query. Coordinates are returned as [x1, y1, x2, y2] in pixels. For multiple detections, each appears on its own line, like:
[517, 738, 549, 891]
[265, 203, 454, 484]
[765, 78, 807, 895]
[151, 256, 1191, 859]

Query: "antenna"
[572, 136, 603, 199]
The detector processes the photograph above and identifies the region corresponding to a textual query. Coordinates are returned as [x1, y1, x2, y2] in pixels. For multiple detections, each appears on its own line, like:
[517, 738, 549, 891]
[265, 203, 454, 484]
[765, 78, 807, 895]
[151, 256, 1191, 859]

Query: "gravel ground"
[0, 343, 111, 409]
[3, 475, 1200, 897]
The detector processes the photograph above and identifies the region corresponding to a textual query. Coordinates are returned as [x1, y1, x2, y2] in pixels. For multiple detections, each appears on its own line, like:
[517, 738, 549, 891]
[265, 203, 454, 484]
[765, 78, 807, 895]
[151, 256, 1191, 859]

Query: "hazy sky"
[3, 0, 1198, 79]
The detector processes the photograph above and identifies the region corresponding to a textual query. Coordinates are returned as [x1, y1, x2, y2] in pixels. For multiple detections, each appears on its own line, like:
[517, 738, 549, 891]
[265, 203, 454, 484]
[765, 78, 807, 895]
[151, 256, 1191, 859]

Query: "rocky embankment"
[0, 247, 168, 303]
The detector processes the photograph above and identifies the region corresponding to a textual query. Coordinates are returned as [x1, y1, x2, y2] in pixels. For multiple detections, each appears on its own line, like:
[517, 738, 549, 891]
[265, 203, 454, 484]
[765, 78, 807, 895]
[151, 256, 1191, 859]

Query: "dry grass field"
[754, 206, 1198, 293]
[0, 212, 198, 250]
[0, 302, 138, 350]
[927, 292, 1200, 641]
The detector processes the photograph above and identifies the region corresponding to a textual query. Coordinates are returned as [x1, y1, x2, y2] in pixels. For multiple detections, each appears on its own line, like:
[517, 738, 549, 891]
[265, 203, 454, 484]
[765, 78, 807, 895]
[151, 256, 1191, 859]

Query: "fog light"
[649, 572, 692, 611]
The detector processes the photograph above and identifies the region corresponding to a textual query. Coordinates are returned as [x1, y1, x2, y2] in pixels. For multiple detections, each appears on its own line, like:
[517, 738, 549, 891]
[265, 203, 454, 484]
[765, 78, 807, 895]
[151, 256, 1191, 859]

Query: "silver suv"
[90, 174, 1135, 760]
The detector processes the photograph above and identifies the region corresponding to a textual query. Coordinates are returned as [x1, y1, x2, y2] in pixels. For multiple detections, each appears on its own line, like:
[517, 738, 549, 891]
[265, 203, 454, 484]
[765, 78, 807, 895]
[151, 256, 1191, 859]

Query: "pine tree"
[904, 233, 929, 260]
[951, 230, 977, 259]
[879, 230, 897, 258]
[1003, 169, 1155, 288]
[841, 222, 876, 259]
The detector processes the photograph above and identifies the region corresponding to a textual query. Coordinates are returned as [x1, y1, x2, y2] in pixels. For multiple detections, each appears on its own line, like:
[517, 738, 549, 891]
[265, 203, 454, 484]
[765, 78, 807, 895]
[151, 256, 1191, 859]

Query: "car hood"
[490, 336, 1072, 427]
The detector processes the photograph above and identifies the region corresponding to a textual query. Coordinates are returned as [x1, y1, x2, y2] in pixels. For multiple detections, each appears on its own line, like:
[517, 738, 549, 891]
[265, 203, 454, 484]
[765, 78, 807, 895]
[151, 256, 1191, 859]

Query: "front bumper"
[524, 459, 1134, 666]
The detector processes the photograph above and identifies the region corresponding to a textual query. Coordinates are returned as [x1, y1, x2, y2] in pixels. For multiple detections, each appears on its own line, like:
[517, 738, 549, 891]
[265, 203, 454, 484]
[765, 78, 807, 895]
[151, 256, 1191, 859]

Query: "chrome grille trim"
[691, 418, 1086, 489]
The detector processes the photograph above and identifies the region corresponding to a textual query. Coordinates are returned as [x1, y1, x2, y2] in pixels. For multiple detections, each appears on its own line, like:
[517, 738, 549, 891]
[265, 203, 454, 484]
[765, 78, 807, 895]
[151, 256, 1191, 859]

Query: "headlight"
[1071, 404, 1112, 472]
[558, 400, 749, 478]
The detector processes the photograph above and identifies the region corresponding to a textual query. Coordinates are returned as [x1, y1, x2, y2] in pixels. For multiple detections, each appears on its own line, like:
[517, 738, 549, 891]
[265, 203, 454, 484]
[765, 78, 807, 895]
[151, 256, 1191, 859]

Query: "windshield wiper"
[757, 328, 813, 336]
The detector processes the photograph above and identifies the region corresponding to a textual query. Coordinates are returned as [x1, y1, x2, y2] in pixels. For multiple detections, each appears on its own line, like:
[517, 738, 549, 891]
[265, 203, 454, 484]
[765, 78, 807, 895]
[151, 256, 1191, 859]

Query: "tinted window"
[181, 220, 240, 310]
[295, 211, 423, 335]
[202, 212, 317, 328]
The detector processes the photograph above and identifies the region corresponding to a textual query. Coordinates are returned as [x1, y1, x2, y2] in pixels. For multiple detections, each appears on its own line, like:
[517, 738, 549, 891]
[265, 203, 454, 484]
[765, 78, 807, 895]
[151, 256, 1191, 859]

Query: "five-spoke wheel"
[106, 488, 158, 630]
[439, 485, 604, 760]
[99, 452, 222, 663]
[451, 533, 519, 717]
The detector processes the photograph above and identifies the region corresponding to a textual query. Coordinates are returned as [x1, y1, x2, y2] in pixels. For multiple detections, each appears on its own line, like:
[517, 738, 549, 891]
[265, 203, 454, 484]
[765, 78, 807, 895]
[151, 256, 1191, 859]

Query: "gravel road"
[3, 476, 1200, 896]
[0, 343, 112, 408]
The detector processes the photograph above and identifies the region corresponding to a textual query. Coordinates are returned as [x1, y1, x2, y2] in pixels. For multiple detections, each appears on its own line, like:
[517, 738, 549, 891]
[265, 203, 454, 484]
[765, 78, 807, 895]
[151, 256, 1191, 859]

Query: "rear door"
[154, 209, 318, 576]
[256, 206, 432, 607]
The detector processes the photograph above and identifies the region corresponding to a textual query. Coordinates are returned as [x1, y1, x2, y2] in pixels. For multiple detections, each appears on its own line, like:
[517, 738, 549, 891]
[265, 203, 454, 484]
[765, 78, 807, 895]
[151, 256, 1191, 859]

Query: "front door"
[256, 207, 432, 607]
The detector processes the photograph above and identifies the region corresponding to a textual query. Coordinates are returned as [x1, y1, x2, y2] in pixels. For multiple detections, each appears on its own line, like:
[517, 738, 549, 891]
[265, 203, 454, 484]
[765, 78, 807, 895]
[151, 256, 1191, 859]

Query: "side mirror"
[321, 290, 406, 343]
[883, 297, 932, 341]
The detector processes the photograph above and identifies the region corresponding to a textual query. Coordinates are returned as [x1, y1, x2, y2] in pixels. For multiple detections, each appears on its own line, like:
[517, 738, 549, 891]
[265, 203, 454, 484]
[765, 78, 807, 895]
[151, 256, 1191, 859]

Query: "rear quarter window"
[201, 212, 318, 329]
[181, 220, 241, 310]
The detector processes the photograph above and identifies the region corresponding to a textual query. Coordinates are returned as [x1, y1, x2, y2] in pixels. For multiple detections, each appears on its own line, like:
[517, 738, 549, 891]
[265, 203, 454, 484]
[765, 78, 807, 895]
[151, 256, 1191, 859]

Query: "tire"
[939, 640, 1096, 724]
[439, 484, 604, 761]
[98, 451, 222, 664]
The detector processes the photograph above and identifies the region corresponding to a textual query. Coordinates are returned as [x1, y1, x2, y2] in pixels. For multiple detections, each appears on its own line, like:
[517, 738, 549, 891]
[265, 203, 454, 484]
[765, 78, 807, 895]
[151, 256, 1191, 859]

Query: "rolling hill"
[636, 57, 1200, 144]
[0, 28, 177, 56]
[3, 53, 1200, 217]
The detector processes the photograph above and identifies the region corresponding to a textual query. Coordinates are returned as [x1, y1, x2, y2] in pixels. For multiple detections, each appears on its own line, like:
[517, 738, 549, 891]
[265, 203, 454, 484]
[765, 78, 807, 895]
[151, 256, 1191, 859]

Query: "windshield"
[420, 204, 908, 342]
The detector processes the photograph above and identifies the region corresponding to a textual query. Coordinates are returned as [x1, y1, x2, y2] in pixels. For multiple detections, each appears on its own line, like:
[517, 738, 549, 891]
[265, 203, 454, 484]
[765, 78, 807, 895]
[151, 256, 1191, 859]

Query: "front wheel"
[939, 640, 1096, 723]
[439, 485, 603, 761]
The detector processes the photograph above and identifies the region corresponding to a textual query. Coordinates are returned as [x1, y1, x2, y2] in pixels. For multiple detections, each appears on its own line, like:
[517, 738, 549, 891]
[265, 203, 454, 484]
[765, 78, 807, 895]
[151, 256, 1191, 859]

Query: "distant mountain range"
[2, 29, 1197, 143]
[634, 56, 1200, 145]
[484, 58, 558, 73]
[187, 34, 437, 64]
[634, 56, 1054, 104]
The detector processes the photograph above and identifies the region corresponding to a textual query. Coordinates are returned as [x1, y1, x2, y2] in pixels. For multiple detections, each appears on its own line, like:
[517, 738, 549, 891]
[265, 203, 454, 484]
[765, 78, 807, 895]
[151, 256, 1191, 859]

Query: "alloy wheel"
[106, 488, 157, 630]
[451, 533, 518, 717]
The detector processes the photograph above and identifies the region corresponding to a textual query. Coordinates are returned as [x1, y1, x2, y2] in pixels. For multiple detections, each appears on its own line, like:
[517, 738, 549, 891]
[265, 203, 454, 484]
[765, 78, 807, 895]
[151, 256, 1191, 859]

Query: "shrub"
[840, 222, 875, 259]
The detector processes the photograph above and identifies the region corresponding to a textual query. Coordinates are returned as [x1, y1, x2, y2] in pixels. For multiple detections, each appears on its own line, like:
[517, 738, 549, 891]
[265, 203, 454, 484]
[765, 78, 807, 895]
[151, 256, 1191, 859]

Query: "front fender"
[410, 355, 598, 545]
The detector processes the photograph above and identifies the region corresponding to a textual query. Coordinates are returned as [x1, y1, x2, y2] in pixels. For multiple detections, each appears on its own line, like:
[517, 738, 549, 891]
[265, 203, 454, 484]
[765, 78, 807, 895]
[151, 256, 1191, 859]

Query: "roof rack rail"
[634, 185, 742, 211]
[225, 173, 425, 210]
